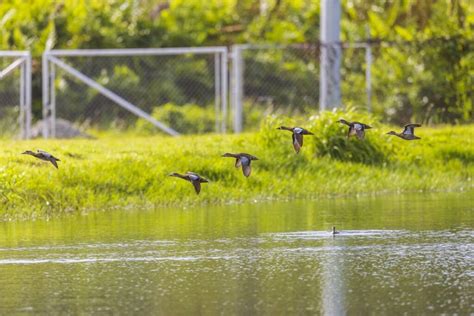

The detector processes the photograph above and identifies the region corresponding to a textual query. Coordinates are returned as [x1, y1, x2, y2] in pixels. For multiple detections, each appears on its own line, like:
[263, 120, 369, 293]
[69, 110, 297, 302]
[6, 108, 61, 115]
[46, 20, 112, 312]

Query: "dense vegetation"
[0, 0, 472, 129]
[0, 110, 472, 220]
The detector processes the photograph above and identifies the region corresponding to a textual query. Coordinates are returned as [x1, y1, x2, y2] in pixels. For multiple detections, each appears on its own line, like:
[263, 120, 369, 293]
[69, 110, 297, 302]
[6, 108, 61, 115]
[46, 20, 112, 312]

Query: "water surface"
[0, 192, 473, 314]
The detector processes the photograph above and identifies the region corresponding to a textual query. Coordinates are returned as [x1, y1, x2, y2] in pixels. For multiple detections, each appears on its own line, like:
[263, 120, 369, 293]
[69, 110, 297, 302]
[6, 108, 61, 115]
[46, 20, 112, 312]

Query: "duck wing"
[348, 126, 356, 138]
[191, 180, 201, 194]
[353, 123, 365, 139]
[242, 164, 251, 177]
[292, 133, 303, 153]
[49, 158, 59, 169]
[235, 158, 242, 168]
[403, 124, 421, 135]
[356, 129, 365, 139]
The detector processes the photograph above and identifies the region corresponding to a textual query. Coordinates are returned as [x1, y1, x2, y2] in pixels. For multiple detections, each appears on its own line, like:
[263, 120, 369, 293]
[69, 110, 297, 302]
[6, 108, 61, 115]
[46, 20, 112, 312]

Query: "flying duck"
[387, 124, 421, 140]
[222, 153, 258, 177]
[22, 150, 60, 168]
[277, 126, 314, 153]
[169, 172, 209, 195]
[338, 119, 372, 139]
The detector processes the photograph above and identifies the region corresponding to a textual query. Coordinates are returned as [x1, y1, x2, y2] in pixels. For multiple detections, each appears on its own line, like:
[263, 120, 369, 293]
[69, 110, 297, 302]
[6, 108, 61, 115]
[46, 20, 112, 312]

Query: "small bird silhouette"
[338, 119, 372, 139]
[22, 150, 60, 169]
[169, 172, 209, 195]
[222, 153, 258, 177]
[387, 124, 422, 140]
[277, 126, 314, 153]
[332, 226, 340, 235]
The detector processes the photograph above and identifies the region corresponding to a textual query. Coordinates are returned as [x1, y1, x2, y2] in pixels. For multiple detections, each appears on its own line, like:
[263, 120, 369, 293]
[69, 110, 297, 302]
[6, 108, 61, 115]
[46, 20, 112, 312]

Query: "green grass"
[0, 110, 472, 220]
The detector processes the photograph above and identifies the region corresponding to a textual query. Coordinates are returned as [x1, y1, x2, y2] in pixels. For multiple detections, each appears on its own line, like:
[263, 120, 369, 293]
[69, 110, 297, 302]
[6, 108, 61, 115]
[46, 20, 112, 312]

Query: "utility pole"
[319, 0, 341, 110]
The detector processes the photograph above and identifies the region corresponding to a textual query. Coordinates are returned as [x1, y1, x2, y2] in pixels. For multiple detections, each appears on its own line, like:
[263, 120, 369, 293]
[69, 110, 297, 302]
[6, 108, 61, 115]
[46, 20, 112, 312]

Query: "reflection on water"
[0, 192, 473, 314]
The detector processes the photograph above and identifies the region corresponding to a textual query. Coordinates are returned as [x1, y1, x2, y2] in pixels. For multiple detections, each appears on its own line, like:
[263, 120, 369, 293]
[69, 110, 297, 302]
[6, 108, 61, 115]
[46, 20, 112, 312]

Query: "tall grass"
[0, 114, 472, 220]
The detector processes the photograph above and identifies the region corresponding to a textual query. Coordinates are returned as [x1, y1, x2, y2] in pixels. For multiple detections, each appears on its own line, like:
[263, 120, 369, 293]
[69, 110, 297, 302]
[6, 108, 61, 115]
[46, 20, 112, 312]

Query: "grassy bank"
[0, 111, 472, 220]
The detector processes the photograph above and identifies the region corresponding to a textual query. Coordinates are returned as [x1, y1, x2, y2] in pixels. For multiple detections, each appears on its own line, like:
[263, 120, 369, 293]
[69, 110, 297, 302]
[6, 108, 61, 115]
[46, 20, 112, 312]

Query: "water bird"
[22, 150, 60, 169]
[332, 226, 340, 235]
[222, 153, 258, 177]
[277, 126, 314, 153]
[338, 119, 372, 139]
[169, 172, 209, 195]
[386, 124, 422, 140]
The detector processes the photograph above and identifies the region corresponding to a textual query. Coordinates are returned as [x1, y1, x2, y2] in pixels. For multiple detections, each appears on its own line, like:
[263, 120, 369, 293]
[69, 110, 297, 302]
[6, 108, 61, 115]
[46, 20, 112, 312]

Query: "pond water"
[0, 192, 473, 314]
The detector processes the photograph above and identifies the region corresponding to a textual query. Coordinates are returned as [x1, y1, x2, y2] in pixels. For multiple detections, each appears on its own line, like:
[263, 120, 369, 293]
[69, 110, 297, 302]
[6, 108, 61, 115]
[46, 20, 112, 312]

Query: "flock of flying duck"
[22, 119, 422, 196]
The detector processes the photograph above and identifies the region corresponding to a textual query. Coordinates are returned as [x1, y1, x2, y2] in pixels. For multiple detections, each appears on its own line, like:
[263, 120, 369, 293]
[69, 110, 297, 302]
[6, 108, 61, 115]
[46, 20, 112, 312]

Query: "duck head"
[22, 150, 35, 155]
[337, 119, 349, 125]
[222, 153, 235, 158]
[386, 131, 397, 135]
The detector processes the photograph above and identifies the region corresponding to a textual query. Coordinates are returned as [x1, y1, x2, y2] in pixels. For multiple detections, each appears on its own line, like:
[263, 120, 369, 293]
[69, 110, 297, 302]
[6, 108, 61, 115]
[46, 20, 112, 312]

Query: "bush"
[258, 107, 391, 165]
[135, 103, 216, 135]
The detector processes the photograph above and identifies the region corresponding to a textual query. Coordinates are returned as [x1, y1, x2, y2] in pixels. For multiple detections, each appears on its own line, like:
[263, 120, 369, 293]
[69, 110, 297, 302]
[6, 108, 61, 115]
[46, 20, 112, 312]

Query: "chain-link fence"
[0, 52, 31, 139]
[43, 47, 227, 137]
[230, 43, 369, 131]
[231, 38, 472, 131]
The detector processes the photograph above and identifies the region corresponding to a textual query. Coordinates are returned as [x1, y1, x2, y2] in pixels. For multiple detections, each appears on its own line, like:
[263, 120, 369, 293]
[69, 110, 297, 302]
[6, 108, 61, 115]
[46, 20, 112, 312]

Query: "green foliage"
[0, 122, 472, 219]
[136, 103, 217, 134]
[0, 0, 472, 124]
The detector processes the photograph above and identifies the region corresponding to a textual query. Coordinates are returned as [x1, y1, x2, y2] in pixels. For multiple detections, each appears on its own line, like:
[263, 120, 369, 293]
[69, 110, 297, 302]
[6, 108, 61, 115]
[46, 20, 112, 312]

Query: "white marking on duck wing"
[38, 150, 52, 158]
[354, 123, 363, 130]
[188, 174, 199, 181]
[403, 126, 414, 135]
[294, 127, 303, 134]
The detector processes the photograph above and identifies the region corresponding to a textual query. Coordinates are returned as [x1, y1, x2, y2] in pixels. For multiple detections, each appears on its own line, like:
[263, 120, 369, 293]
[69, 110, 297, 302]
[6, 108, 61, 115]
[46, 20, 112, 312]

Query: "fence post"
[42, 52, 50, 138]
[214, 53, 221, 133]
[19, 59, 25, 139]
[25, 53, 32, 139]
[50, 61, 56, 138]
[231, 45, 243, 133]
[220, 50, 228, 133]
[319, 0, 341, 110]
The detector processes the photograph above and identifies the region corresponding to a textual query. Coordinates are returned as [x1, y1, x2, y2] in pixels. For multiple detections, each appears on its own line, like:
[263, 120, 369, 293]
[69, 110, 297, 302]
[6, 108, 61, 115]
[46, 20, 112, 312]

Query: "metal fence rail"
[0, 51, 32, 139]
[42, 47, 228, 138]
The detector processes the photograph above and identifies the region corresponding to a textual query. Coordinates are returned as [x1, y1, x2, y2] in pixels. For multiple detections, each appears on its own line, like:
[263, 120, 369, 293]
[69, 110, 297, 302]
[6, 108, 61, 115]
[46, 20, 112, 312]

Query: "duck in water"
[386, 124, 422, 140]
[277, 126, 314, 153]
[332, 226, 340, 235]
[22, 150, 60, 169]
[338, 119, 372, 139]
[222, 153, 259, 177]
[169, 172, 209, 195]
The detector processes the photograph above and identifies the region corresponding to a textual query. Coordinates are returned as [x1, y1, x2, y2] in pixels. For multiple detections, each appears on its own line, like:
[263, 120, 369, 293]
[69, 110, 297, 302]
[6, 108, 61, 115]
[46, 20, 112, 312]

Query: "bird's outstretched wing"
[403, 124, 421, 135]
[49, 158, 59, 169]
[235, 158, 242, 168]
[292, 133, 303, 153]
[242, 164, 251, 177]
[191, 180, 201, 194]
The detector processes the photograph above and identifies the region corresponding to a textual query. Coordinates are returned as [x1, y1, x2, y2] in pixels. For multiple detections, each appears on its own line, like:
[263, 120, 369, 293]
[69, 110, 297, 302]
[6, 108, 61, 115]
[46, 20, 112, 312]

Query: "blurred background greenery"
[0, 0, 472, 133]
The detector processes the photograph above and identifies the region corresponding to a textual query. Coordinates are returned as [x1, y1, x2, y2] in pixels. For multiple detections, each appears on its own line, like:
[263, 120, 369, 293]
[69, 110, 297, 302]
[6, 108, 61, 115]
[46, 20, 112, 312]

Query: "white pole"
[231, 46, 243, 133]
[42, 53, 50, 138]
[19, 60, 25, 139]
[50, 62, 56, 138]
[25, 53, 32, 139]
[214, 53, 221, 133]
[319, 0, 341, 110]
[220, 50, 228, 133]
